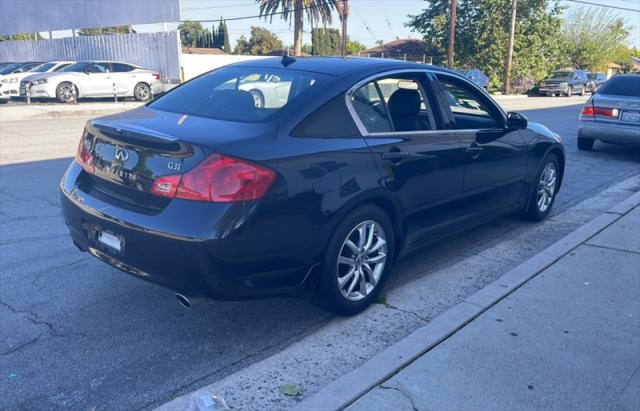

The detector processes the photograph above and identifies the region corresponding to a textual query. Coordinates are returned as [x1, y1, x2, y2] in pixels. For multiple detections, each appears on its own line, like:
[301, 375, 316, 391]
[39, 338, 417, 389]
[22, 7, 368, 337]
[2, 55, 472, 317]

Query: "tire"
[522, 153, 560, 221]
[580, 85, 586, 96]
[577, 136, 595, 151]
[249, 89, 264, 108]
[133, 82, 151, 101]
[565, 86, 573, 97]
[56, 82, 77, 103]
[312, 205, 395, 316]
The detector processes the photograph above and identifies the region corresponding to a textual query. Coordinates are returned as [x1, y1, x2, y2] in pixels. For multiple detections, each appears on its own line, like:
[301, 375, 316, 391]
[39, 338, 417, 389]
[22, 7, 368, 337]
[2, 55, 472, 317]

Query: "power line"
[563, 0, 640, 12]
[350, 2, 378, 43]
[180, 0, 348, 23]
[379, 0, 397, 39]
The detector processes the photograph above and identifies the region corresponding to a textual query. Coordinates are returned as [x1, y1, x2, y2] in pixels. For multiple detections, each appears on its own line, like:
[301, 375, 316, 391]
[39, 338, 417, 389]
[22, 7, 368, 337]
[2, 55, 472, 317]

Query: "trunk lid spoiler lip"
[90, 120, 180, 143]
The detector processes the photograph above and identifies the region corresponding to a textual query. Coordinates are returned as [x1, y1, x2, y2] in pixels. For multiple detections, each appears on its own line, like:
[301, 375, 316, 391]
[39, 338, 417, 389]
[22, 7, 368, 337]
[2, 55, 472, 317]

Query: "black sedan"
[60, 57, 565, 315]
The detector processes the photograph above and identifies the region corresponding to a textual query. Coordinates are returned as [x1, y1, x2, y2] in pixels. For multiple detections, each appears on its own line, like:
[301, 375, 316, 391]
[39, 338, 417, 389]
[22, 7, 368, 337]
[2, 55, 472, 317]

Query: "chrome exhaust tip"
[176, 293, 192, 308]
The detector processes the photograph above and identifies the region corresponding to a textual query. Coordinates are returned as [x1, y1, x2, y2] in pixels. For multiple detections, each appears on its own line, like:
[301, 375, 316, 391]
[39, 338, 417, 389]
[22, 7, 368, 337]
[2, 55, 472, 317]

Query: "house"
[355, 39, 434, 64]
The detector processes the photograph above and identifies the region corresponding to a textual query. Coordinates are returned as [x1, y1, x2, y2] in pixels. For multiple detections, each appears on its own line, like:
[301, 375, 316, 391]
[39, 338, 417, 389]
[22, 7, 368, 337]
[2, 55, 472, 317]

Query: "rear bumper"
[578, 121, 640, 145]
[60, 162, 326, 300]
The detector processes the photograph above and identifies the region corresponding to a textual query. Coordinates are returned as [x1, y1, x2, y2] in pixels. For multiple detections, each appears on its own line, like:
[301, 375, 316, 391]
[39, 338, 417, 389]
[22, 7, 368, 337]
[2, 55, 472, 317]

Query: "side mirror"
[507, 112, 528, 130]
[83, 69, 91, 75]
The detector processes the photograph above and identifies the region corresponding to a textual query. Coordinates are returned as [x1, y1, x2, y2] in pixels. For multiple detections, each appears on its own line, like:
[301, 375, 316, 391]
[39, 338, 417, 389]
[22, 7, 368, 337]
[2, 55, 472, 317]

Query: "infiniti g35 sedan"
[60, 57, 565, 315]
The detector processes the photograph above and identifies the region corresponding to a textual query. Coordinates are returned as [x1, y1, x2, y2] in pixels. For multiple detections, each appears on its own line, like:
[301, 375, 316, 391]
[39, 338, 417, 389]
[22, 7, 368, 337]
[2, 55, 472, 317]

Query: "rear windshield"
[148, 67, 326, 122]
[598, 76, 640, 97]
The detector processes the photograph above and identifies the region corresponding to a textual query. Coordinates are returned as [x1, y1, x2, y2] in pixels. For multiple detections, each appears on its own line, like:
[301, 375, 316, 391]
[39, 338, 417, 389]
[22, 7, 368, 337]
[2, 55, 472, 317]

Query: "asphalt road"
[1, 98, 639, 410]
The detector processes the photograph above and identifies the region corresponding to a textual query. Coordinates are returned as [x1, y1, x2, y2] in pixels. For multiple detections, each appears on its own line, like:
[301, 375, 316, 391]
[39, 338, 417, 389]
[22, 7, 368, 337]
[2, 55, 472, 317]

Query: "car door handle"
[381, 151, 410, 160]
[466, 146, 484, 158]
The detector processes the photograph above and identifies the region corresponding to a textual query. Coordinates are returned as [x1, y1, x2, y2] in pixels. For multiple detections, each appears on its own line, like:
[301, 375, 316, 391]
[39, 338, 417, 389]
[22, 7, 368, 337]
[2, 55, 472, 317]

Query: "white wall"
[180, 54, 271, 81]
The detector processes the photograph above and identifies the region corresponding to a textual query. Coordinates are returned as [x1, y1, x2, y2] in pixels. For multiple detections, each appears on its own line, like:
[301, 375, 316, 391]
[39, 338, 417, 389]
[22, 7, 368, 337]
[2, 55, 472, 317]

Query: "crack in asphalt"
[0, 300, 87, 343]
[0, 332, 44, 356]
[31, 257, 90, 287]
[379, 384, 419, 411]
[377, 301, 431, 324]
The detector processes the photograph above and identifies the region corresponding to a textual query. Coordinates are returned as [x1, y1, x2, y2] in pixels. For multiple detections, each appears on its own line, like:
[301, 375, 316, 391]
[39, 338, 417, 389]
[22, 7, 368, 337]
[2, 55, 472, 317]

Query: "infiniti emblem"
[114, 147, 129, 162]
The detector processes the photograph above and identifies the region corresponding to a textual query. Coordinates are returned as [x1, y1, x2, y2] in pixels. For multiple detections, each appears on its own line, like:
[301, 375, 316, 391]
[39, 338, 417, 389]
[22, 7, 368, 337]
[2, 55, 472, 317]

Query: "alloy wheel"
[135, 84, 150, 101]
[336, 220, 387, 302]
[537, 162, 557, 213]
[60, 85, 74, 102]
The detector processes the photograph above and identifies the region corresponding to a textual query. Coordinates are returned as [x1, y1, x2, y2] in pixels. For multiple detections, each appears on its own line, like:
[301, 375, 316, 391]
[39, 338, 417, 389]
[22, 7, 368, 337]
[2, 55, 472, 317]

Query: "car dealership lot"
[1, 97, 639, 410]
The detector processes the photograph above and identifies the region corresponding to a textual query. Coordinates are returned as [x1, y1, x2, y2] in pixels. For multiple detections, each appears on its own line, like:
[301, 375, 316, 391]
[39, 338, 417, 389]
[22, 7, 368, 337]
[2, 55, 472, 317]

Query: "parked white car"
[0, 61, 74, 98]
[0, 62, 43, 101]
[23, 61, 161, 103]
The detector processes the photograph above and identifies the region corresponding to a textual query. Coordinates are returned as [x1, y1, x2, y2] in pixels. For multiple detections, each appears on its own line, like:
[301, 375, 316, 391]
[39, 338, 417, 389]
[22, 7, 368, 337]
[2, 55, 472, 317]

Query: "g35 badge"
[167, 161, 182, 172]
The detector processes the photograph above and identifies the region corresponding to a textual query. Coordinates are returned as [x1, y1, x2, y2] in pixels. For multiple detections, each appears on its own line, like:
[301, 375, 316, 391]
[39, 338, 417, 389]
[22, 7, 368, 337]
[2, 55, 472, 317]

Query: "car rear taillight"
[151, 154, 276, 202]
[76, 132, 95, 173]
[581, 106, 619, 118]
[153, 73, 160, 80]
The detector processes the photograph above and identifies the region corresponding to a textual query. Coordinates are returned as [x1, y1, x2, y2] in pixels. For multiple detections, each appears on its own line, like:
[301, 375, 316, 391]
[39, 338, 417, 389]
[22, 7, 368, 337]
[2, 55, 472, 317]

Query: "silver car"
[577, 75, 640, 150]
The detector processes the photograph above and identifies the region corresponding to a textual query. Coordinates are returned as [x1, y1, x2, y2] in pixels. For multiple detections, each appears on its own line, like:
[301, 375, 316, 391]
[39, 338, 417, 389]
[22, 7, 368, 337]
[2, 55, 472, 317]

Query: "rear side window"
[292, 95, 360, 138]
[350, 82, 392, 133]
[112, 63, 134, 72]
[598, 76, 640, 97]
[149, 67, 325, 122]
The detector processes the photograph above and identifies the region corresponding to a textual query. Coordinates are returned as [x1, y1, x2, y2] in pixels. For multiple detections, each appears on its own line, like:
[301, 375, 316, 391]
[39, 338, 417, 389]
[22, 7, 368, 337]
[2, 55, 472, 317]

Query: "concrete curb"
[293, 191, 639, 411]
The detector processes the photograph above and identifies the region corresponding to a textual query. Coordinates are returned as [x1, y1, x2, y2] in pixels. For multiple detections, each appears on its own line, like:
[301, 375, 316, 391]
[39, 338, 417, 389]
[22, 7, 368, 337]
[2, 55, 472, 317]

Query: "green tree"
[300, 43, 313, 54]
[0, 32, 44, 41]
[233, 26, 283, 55]
[562, 7, 631, 71]
[258, 0, 337, 56]
[222, 21, 231, 53]
[78, 26, 134, 35]
[347, 39, 367, 55]
[409, 0, 564, 92]
[312, 27, 341, 55]
[178, 22, 205, 47]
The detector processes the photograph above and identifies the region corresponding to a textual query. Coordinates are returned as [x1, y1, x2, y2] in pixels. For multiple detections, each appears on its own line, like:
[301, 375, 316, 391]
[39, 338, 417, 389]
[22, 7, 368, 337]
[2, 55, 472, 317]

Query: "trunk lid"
[592, 94, 640, 125]
[79, 107, 276, 212]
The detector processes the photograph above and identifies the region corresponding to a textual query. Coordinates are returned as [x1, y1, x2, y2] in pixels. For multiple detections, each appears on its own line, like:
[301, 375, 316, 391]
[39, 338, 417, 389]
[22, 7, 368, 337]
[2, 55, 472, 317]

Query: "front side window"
[149, 67, 324, 122]
[437, 75, 501, 129]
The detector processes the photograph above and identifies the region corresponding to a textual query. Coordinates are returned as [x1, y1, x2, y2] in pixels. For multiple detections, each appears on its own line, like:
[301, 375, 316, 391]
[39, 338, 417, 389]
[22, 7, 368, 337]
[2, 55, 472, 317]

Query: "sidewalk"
[297, 193, 640, 411]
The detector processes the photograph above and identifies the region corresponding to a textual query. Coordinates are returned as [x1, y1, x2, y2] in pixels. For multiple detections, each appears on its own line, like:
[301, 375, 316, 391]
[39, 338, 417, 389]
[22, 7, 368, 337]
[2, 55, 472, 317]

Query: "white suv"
[24, 61, 161, 103]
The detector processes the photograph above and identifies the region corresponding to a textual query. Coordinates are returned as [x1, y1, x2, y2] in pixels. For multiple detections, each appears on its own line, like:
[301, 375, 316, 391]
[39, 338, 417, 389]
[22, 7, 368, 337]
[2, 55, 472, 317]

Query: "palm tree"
[258, 0, 337, 56]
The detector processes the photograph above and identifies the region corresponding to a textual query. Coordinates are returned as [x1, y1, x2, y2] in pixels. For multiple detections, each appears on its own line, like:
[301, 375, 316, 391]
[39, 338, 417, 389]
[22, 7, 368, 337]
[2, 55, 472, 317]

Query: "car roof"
[229, 56, 452, 77]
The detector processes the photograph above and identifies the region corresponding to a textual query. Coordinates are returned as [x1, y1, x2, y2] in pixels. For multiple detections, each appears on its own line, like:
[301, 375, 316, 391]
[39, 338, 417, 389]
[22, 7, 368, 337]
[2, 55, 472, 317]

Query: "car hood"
[24, 71, 83, 81]
[543, 77, 571, 83]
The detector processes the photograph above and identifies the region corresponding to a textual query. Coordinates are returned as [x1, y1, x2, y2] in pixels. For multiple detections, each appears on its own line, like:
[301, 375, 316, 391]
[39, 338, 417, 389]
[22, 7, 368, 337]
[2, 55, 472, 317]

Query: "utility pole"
[338, 0, 349, 57]
[447, 0, 457, 69]
[504, 0, 518, 94]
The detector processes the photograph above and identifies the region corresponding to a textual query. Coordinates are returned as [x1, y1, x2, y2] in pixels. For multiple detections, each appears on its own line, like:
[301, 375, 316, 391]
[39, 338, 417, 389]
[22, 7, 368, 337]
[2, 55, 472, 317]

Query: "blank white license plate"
[621, 110, 640, 123]
[97, 231, 122, 252]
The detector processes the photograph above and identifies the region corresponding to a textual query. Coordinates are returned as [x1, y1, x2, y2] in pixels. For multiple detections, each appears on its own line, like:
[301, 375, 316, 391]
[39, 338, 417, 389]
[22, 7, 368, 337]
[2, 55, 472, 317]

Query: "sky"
[45, 0, 640, 49]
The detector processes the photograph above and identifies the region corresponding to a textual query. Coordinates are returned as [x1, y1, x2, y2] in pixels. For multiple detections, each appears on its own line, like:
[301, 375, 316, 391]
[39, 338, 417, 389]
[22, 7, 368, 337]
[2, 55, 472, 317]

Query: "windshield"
[598, 76, 640, 97]
[588, 73, 597, 80]
[31, 63, 57, 73]
[0, 63, 22, 74]
[149, 67, 326, 122]
[62, 62, 91, 72]
[550, 71, 572, 79]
